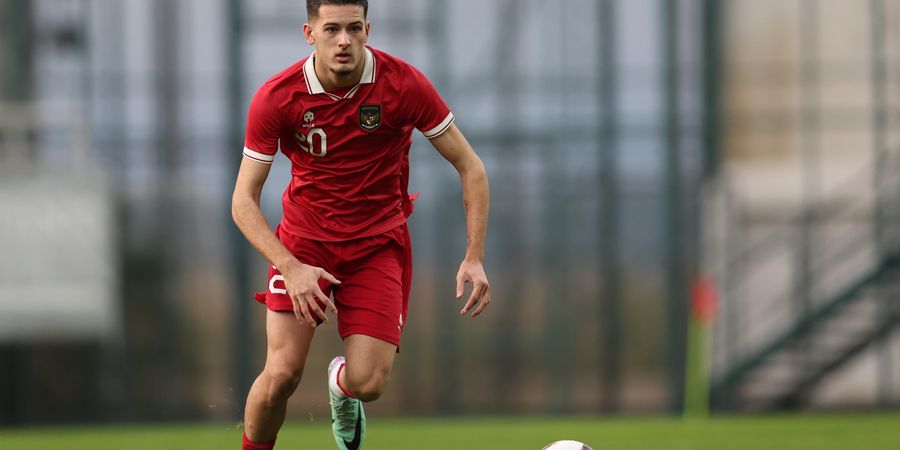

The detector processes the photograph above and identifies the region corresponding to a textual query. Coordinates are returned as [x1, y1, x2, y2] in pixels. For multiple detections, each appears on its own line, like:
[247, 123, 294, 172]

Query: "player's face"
[304, 5, 370, 86]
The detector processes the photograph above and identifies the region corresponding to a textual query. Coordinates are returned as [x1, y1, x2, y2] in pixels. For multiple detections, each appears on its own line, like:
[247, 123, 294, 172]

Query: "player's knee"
[353, 382, 384, 402]
[263, 366, 304, 404]
[351, 368, 390, 402]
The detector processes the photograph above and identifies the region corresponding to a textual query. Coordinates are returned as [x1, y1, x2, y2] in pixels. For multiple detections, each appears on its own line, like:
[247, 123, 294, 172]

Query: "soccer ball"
[542, 440, 593, 450]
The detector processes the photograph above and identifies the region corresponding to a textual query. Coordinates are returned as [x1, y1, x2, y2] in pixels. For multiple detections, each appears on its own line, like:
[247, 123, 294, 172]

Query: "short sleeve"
[243, 86, 283, 164]
[402, 65, 454, 139]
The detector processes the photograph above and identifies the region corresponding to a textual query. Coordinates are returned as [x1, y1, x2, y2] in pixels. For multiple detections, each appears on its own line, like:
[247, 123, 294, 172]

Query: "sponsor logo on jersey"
[359, 104, 381, 131]
[302, 110, 315, 128]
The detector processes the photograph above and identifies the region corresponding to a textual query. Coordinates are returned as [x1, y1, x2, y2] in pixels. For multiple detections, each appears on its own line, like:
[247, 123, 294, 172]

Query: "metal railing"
[706, 0, 900, 409]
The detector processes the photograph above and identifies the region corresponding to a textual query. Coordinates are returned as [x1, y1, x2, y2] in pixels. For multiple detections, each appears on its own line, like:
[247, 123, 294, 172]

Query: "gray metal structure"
[707, 0, 900, 411]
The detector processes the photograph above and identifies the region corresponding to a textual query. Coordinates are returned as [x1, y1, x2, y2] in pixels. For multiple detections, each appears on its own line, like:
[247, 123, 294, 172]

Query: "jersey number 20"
[296, 128, 327, 157]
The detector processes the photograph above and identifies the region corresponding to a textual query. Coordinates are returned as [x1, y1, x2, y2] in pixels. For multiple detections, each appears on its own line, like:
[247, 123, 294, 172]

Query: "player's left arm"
[429, 122, 491, 317]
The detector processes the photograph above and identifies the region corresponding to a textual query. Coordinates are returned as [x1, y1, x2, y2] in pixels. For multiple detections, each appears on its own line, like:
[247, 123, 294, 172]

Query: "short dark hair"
[307, 0, 368, 21]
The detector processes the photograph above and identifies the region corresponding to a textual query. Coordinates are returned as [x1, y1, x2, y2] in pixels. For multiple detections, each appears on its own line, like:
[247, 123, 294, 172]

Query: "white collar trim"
[303, 46, 376, 98]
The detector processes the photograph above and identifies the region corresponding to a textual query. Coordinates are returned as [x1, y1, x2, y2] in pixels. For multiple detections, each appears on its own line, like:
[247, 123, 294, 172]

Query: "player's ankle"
[335, 363, 356, 398]
[242, 431, 276, 450]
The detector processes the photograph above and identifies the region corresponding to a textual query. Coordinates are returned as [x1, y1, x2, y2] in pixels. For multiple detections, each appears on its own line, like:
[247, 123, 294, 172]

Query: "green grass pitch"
[1, 414, 898, 449]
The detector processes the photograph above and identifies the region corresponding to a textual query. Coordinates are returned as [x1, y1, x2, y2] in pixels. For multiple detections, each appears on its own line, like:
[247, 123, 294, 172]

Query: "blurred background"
[0, 0, 899, 426]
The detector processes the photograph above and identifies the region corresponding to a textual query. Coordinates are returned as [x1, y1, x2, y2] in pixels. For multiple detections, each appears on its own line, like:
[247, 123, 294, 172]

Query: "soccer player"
[231, 1, 491, 449]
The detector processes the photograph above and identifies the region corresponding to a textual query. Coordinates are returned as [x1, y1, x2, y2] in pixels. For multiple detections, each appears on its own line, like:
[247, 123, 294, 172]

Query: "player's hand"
[456, 259, 490, 317]
[281, 260, 341, 327]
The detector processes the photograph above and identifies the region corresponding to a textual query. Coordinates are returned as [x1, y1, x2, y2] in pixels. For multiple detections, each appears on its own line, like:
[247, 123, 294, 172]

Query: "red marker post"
[684, 276, 718, 418]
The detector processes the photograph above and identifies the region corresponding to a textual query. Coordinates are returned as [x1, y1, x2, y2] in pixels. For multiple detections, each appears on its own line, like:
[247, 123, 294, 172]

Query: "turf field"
[1, 414, 898, 449]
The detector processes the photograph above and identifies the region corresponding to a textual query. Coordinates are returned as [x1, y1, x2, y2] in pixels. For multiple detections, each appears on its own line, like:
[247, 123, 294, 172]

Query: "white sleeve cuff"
[243, 147, 275, 164]
[421, 112, 455, 139]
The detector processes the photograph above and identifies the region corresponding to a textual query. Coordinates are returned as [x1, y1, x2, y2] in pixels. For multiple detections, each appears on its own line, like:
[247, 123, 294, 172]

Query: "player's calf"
[343, 364, 391, 402]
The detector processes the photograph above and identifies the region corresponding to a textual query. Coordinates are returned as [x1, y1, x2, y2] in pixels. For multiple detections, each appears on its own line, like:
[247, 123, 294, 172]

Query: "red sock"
[336, 363, 356, 398]
[242, 432, 276, 450]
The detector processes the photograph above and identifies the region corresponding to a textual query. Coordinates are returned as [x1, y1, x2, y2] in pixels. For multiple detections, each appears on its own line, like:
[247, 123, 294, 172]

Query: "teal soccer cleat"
[328, 356, 366, 450]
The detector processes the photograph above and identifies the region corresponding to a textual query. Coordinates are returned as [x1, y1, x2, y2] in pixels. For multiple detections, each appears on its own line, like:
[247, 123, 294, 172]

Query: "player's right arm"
[232, 88, 339, 327]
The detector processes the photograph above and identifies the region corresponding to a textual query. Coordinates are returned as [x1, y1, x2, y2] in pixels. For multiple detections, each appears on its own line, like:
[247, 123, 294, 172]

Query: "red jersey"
[243, 46, 454, 242]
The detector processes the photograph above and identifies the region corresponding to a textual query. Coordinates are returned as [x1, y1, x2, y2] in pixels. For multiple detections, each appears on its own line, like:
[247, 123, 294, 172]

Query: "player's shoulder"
[368, 46, 423, 80]
[254, 57, 310, 101]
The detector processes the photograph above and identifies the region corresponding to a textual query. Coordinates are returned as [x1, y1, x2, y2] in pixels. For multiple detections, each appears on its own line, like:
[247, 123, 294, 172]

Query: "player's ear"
[365, 21, 371, 40]
[303, 23, 315, 45]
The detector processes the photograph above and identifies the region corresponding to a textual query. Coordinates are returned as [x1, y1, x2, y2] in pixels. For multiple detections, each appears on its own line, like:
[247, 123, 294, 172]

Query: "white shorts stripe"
[243, 147, 275, 164]
[422, 112, 455, 139]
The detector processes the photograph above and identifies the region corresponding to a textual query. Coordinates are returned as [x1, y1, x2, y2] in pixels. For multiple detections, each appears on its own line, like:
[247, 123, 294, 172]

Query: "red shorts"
[254, 223, 412, 347]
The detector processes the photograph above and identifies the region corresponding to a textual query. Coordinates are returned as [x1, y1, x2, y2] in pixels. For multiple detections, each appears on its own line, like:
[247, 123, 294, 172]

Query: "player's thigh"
[344, 334, 397, 380]
[334, 237, 406, 346]
[264, 310, 316, 375]
[257, 230, 336, 314]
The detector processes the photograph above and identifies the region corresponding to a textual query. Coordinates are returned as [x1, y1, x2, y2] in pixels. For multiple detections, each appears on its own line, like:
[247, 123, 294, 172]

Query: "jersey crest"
[359, 104, 381, 131]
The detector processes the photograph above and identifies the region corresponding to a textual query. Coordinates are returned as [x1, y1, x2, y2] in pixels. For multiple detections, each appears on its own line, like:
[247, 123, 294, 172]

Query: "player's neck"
[313, 55, 365, 90]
